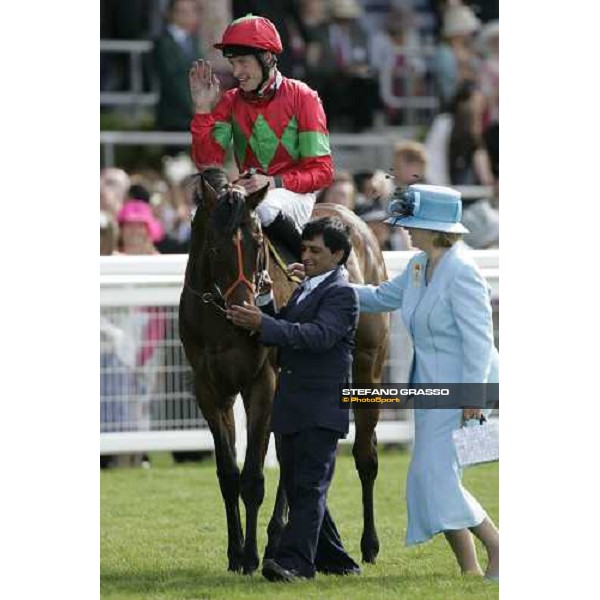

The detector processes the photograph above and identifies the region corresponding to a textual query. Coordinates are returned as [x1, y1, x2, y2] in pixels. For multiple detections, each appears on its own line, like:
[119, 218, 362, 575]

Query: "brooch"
[412, 263, 423, 287]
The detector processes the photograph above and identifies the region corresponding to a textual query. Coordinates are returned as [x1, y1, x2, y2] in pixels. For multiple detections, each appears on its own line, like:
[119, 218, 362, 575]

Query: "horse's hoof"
[242, 556, 259, 575]
[361, 553, 377, 564]
[361, 535, 380, 564]
[228, 558, 244, 573]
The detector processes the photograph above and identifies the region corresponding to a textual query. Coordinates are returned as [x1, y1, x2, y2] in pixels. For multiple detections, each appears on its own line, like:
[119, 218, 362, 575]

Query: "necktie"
[296, 280, 312, 304]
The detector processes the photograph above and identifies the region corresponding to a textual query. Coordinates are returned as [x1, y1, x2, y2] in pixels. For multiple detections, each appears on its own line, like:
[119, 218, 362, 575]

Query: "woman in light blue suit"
[352, 184, 499, 580]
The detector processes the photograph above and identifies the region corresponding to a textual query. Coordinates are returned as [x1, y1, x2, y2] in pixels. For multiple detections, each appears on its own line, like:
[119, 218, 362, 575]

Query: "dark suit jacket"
[307, 22, 371, 77]
[153, 29, 202, 130]
[260, 267, 359, 435]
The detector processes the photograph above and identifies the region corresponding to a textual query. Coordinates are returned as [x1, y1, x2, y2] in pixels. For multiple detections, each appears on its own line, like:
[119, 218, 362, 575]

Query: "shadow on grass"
[101, 566, 495, 597]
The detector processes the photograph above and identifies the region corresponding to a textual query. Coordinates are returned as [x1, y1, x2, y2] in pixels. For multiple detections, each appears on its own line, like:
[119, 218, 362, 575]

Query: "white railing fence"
[101, 40, 157, 107]
[100, 130, 415, 177]
[99, 130, 493, 202]
[100, 251, 499, 464]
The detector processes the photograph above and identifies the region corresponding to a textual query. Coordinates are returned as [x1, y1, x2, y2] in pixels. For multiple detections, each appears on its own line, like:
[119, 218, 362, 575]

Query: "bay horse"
[179, 167, 389, 574]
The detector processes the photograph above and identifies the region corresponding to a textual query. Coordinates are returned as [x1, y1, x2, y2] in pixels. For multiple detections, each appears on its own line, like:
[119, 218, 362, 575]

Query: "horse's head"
[189, 167, 269, 308]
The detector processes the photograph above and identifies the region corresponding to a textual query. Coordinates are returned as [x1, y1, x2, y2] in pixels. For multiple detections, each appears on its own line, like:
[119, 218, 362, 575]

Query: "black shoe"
[317, 564, 362, 576]
[262, 212, 303, 260]
[262, 558, 308, 582]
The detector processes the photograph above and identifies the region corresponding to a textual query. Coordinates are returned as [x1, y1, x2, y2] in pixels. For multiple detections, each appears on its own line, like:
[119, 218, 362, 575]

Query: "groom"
[227, 217, 361, 581]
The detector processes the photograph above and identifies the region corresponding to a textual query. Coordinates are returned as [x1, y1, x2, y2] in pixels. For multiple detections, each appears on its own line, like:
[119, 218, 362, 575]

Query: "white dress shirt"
[167, 24, 188, 46]
[295, 269, 335, 303]
[256, 267, 349, 307]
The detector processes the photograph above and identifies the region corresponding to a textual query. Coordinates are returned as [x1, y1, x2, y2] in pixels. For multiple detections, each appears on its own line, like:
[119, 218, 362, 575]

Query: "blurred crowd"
[100, 0, 499, 255]
[102, 0, 498, 129]
[100, 137, 497, 260]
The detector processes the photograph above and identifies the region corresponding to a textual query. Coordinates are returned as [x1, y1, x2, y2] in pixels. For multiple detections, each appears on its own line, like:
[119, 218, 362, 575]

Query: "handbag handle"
[464, 413, 488, 426]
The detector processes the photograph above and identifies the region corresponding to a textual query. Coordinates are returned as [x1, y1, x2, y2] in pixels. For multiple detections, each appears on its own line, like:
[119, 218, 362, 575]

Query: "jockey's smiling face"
[228, 54, 269, 92]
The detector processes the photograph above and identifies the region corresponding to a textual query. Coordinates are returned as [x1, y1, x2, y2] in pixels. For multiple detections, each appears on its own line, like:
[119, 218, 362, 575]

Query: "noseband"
[186, 224, 269, 317]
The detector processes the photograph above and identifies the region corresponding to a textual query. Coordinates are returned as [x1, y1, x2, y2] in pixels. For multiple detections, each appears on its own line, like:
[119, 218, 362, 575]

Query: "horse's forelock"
[211, 187, 248, 236]
[191, 168, 230, 207]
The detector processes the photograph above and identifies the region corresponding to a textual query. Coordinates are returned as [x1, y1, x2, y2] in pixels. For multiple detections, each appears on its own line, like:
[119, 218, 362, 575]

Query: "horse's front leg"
[200, 389, 245, 572]
[239, 363, 276, 574]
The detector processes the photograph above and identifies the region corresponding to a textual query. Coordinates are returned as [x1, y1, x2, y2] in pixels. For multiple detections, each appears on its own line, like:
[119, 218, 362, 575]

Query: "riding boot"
[262, 211, 303, 260]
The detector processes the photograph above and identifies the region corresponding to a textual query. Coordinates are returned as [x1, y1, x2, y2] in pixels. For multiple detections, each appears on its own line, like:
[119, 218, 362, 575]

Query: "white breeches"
[255, 189, 316, 229]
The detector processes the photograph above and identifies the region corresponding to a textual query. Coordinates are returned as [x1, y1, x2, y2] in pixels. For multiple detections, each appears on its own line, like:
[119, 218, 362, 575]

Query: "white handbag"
[452, 420, 499, 467]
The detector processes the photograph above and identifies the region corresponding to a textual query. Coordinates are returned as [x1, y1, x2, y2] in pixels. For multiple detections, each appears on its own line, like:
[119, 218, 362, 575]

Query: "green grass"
[101, 448, 498, 599]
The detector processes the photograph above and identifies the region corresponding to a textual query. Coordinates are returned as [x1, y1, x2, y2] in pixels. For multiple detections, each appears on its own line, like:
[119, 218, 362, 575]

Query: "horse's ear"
[201, 176, 219, 212]
[246, 184, 270, 210]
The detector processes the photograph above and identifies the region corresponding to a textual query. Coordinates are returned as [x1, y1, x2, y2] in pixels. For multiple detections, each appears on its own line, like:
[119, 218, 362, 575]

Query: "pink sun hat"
[117, 200, 164, 242]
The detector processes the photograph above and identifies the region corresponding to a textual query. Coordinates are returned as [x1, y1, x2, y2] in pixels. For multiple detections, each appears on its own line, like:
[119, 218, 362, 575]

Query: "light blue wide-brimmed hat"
[385, 184, 469, 233]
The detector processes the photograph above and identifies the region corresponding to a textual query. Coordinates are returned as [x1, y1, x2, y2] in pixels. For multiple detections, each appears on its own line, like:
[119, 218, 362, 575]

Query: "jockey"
[188, 14, 334, 257]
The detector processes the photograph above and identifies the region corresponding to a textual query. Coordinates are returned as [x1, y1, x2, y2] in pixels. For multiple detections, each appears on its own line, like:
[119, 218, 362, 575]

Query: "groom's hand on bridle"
[226, 301, 263, 331]
[287, 263, 305, 280]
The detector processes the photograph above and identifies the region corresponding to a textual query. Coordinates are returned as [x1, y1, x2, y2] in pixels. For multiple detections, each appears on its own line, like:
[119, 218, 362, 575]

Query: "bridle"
[185, 222, 269, 318]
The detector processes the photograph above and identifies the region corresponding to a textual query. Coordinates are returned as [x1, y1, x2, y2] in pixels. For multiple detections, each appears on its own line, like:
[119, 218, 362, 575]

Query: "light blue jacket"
[352, 242, 499, 384]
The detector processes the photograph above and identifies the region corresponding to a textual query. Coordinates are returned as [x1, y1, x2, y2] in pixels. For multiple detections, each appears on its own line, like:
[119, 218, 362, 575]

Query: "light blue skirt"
[405, 408, 489, 546]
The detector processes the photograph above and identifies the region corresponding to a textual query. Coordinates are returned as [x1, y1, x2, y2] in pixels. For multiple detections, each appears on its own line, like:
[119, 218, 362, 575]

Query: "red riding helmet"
[214, 14, 283, 55]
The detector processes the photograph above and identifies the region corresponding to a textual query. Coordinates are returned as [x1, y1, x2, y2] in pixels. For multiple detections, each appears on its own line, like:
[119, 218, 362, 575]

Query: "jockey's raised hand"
[189, 59, 221, 113]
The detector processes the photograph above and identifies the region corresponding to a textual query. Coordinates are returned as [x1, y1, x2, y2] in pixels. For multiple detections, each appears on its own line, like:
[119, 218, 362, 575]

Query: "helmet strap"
[252, 52, 277, 96]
